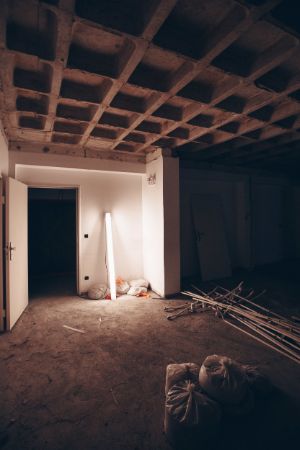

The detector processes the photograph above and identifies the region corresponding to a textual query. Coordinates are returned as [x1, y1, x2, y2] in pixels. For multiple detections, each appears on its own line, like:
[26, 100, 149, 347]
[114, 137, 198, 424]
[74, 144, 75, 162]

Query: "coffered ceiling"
[1, 0, 300, 172]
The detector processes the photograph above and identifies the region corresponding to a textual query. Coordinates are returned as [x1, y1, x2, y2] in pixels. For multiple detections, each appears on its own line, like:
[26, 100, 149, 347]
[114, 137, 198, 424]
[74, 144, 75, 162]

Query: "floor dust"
[1, 266, 300, 450]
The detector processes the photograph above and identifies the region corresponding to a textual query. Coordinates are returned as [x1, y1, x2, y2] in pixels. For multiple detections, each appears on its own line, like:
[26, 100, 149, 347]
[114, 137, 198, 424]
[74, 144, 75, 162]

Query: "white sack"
[87, 284, 108, 300]
[116, 280, 130, 295]
[166, 380, 221, 429]
[127, 286, 147, 296]
[165, 363, 200, 395]
[199, 354, 248, 405]
[129, 279, 149, 288]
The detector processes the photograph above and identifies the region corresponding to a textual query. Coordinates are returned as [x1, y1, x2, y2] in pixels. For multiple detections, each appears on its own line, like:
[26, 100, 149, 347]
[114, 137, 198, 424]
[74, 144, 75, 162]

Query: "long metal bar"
[224, 319, 300, 365]
[183, 291, 300, 342]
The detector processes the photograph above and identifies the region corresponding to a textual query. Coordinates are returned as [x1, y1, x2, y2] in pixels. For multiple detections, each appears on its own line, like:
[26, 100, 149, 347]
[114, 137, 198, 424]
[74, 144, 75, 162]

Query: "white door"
[5, 177, 28, 330]
[192, 195, 232, 281]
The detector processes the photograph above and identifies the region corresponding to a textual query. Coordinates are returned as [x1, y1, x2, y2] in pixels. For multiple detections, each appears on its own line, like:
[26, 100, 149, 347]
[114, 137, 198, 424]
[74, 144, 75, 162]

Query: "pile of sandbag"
[164, 355, 271, 449]
[87, 278, 149, 299]
[116, 277, 149, 296]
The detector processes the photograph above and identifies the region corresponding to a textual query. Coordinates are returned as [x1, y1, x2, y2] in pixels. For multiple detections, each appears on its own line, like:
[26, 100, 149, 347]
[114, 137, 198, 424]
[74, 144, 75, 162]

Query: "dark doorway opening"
[28, 188, 77, 298]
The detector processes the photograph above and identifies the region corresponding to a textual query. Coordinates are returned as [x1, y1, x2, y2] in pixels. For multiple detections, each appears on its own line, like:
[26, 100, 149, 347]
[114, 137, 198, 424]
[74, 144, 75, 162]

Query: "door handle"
[5, 242, 16, 261]
[196, 232, 205, 241]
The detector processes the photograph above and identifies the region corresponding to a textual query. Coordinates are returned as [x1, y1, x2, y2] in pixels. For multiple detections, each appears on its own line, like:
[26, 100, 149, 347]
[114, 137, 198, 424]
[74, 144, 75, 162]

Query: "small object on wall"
[147, 173, 156, 186]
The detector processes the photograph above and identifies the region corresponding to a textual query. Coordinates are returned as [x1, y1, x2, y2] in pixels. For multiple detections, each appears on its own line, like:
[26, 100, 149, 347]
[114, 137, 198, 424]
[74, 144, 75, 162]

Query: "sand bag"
[199, 355, 249, 406]
[243, 365, 272, 396]
[127, 286, 147, 296]
[165, 363, 200, 395]
[87, 284, 108, 300]
[164, 380, 221, 449]
[116, 277, 130, 295]
[129, 278, 149, 288]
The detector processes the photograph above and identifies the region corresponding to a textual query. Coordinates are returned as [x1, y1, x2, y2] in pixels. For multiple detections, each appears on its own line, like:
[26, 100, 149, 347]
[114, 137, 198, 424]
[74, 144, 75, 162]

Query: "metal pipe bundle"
[164, 283, 300, 365]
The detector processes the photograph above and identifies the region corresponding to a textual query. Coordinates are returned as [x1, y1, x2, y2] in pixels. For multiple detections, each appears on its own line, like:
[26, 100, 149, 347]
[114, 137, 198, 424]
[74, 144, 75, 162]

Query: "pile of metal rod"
[164, 282, 300, 365]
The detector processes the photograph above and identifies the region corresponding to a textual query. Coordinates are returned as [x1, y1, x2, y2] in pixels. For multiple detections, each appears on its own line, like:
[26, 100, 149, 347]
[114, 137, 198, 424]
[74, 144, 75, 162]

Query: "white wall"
[142, 152, 180, 296]
[163, 156, 180, 295]
[9, 149, 145, 177]
[13, 151, 181, 297]
[142, 155, 164, 295]
[0, 122, 8, 177]
[16, 165, 144, 293]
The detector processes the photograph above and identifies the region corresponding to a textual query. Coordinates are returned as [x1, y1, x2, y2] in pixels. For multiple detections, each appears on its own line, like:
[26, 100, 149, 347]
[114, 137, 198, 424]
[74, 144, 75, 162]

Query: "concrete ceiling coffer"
[0, 0, 300, 172]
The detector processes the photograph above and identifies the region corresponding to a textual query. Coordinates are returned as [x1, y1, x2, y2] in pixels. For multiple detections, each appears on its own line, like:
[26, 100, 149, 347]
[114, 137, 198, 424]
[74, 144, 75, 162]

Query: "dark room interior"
[28, 188, 77, 297]
[0, 1, 300, 450]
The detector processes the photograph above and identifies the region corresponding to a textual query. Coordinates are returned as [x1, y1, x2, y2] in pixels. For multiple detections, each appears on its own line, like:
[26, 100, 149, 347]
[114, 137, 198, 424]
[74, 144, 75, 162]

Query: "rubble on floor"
[164, 282, 300, 364]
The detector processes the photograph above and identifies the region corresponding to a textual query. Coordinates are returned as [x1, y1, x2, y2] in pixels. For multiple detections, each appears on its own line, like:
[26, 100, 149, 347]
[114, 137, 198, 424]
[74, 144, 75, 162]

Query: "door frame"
[27, 184, 80, 295]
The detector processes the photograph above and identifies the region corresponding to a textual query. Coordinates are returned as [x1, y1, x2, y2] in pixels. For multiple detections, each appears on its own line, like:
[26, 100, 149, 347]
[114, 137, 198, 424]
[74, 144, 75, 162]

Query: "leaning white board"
[192, 195, 231, 281]
[252, 183, 284, 265]
[5, 177, 28, 330]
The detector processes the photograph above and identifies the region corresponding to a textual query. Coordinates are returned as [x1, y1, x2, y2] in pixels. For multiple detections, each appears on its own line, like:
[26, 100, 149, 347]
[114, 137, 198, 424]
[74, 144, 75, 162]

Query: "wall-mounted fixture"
[147, 173, 156, 186]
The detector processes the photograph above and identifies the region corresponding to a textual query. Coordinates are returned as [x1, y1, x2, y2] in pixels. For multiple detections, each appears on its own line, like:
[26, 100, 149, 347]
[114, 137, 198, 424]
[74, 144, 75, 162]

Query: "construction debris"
[63, 325, 86, 334]
[110, 388, 119, 406]
[164, 283, 300, 365]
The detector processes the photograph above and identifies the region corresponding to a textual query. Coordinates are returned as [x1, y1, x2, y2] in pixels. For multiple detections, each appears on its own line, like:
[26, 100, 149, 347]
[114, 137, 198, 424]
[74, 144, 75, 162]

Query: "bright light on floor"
[105, 212, 116, 300]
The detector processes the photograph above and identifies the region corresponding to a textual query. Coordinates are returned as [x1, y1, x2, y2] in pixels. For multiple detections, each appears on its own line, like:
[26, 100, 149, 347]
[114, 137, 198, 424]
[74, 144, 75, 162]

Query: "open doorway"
[28, 188, 78, 298]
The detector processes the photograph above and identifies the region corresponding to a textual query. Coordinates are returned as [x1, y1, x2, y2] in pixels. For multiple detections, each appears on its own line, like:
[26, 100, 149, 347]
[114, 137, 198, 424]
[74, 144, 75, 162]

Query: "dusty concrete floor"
[1, 266, 300, 450]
